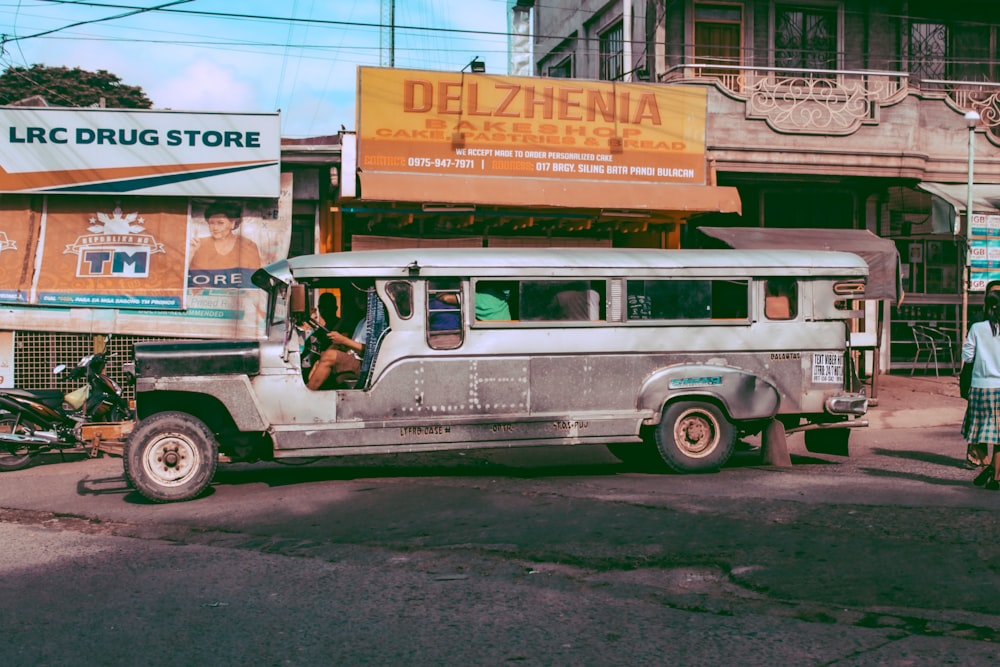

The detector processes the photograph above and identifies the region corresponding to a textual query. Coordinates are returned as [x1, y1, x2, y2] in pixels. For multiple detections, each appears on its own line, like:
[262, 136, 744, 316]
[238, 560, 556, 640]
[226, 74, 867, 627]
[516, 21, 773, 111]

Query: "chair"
[911, 324, 955, 376]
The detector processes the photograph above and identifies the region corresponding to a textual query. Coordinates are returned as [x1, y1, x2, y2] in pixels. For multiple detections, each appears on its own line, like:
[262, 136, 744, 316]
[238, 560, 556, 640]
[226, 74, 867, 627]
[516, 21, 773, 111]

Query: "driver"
[306, 287, 368, 390]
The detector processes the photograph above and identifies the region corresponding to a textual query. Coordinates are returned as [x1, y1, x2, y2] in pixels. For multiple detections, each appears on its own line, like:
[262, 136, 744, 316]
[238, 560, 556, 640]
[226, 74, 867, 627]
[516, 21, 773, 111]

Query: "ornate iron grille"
[775, 5, 837, 72]
[909, 22, 947, 82]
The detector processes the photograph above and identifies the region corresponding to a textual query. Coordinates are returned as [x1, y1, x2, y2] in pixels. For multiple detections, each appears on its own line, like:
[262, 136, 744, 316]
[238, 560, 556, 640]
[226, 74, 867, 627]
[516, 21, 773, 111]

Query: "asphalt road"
[1, 424, 998, 666]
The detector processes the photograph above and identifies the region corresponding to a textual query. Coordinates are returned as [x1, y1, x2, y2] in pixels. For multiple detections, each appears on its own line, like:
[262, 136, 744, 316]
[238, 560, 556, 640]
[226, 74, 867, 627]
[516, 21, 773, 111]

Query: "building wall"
[531, 0, 1000, 373]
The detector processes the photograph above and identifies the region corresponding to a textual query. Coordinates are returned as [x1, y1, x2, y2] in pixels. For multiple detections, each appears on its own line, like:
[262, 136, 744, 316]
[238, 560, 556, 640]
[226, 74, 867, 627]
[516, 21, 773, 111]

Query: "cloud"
[148, 60, 259, 112]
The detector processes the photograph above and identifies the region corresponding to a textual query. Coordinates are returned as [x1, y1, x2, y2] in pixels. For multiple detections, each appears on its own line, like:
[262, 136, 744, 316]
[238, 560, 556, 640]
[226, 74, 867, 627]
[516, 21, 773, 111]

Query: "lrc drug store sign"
[0, 107, 279, 196]
[0, 108, 281, 312]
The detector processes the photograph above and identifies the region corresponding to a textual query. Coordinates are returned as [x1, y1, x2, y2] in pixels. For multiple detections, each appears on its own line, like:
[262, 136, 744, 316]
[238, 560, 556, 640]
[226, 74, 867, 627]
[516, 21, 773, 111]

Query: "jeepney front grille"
[12, 331, 166, 402]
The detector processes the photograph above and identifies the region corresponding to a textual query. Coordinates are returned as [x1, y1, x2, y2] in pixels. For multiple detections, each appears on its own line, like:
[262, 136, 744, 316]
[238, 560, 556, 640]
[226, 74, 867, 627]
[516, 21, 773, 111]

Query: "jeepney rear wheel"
[0, 415, 34, 472]
[124, 411, 218, 503]
[654, 401, 735, 473]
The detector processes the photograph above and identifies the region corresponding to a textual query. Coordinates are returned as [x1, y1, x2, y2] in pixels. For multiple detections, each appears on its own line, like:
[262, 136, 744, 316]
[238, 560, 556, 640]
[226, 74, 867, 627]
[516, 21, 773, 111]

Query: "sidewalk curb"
[867, 406, 965, 430]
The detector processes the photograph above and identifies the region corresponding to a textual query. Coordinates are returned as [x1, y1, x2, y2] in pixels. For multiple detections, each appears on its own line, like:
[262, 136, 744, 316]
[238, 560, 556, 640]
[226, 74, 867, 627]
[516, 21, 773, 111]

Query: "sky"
[0, 0, 514, 137]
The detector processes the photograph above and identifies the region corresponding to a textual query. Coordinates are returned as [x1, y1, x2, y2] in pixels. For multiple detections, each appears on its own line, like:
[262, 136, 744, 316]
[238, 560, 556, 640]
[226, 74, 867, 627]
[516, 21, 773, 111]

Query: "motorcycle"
[0, 336, 134, 471]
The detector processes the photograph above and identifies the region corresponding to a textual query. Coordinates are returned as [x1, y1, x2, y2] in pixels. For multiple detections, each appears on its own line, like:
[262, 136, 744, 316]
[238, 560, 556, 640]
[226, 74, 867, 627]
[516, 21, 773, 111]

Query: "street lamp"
[462, 57, 486, 73]
[961, 109, 981, 342]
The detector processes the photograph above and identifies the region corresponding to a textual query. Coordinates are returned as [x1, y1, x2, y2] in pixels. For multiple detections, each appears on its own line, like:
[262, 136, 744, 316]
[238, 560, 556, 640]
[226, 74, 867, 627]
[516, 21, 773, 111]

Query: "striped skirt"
[962, 387, 1000, 444]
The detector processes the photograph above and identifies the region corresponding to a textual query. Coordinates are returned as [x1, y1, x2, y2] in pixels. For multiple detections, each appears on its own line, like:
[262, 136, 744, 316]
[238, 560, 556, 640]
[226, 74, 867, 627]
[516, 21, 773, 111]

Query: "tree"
[0, 64, 152, 108]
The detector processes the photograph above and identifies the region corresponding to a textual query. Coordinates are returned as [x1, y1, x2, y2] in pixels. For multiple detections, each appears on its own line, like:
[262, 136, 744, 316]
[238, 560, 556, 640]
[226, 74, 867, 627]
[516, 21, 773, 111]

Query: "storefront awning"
[357, 172, 742, 217]
[917, 182, 1000, 233]
[698, 226, 901, 302]
[917, 182, 1000, 214]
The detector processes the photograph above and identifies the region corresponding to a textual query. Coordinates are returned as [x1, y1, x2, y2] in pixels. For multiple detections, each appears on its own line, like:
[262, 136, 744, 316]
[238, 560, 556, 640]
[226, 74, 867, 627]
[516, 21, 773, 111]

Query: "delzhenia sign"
[0, 108, 281, 196]
[357, 67, 708, 186]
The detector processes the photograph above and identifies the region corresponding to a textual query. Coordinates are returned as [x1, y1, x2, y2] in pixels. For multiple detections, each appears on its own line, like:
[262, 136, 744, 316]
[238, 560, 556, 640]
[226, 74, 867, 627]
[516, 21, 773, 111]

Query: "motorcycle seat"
[6, 388, 66, 408]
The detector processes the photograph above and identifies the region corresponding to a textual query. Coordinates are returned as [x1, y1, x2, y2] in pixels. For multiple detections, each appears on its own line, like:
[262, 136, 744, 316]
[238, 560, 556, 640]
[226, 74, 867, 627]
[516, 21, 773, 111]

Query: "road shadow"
[80, 442, 844, 501]
[211, 456, 629, 489]
[77, 474, 132, 497]
[208, 441, 844, 490]
[859, 466, 978, 488]
[870, 447, 968, 469]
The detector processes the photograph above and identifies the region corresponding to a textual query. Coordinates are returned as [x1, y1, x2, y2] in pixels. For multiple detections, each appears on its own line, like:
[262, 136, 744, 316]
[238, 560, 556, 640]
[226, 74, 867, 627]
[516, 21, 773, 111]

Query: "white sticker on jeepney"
[812, 352, 844, 384]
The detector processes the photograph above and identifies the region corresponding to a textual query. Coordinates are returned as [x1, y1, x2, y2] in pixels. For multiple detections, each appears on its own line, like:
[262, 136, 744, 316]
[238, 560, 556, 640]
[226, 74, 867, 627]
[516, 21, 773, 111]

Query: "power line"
[31, 0, 513, 40]
[4, 0, 194, 43]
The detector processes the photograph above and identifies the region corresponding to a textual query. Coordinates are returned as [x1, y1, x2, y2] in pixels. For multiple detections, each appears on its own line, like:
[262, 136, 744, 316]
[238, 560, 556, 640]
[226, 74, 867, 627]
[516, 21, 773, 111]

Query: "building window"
[694, 3, 743, 71]
[909, 22, 947, 82]
[906, 2, 997, 83]
[774, 4, 838, 71]
[547, 56, 574, 78]
[599, 21, 624, 80]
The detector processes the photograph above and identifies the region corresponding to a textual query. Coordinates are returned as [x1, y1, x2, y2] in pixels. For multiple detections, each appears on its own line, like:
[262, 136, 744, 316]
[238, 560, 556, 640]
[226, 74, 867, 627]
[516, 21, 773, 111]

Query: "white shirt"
[963, 320, 1000, 388]
[349, 317, 368, 359]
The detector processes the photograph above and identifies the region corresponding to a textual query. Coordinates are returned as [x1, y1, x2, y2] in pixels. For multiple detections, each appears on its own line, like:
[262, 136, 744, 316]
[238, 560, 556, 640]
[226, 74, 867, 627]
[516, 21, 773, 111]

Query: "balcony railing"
[663, 64, 1000, 141]
[922, 79, 1000, 138]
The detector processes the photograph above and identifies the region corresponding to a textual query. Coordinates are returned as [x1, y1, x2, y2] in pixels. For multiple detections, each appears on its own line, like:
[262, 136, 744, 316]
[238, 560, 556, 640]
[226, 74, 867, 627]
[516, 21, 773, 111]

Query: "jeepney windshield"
[252, 263, 291, 335]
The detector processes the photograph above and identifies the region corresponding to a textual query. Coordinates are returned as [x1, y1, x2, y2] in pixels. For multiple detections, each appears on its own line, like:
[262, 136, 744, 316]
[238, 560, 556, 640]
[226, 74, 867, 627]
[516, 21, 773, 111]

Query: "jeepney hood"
[133, 339, 260, 378]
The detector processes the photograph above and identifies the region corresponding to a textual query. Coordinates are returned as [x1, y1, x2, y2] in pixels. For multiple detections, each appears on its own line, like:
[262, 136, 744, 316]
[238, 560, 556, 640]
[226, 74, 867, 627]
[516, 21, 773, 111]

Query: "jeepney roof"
[255, 247, 868, 284]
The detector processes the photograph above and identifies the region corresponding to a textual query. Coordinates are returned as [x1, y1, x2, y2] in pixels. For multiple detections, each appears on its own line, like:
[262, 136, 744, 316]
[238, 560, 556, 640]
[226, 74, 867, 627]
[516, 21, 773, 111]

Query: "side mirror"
[289, 283, 310, 323]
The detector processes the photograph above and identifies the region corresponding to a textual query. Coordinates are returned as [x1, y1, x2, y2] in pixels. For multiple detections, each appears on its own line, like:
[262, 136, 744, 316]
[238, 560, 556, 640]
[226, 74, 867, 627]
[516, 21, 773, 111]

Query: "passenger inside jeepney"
[427, 280, 463, 349]
[474, 281, 513, 320]
[764, 278, 797, 320]
[306, 285, 369, 390]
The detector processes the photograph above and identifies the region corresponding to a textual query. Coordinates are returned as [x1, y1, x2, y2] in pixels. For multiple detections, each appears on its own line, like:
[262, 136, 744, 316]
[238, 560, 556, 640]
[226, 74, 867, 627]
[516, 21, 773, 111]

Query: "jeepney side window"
[473, 280, 516, 321]
[386, 281, 413, 319]
[626, 279, 749, 321]
[520, 280, 606, 321]
[427, 279, 463, 349]
[764, 278, 797, 320]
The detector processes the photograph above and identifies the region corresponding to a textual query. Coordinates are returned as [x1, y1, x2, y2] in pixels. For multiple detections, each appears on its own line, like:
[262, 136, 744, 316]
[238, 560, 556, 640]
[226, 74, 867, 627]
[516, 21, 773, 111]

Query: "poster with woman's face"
[172, 172, 292, 337]
[187, 199, 270, 289]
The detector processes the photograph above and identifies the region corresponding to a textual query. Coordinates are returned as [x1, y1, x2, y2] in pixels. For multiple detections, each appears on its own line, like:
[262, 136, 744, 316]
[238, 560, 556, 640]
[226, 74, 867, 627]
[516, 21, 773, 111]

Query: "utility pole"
[380, 0, 395, 67]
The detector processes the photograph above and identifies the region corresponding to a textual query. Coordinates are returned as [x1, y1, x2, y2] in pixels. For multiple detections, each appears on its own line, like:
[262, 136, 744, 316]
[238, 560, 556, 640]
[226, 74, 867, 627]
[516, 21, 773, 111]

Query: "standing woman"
[962, 291, 1000, 490]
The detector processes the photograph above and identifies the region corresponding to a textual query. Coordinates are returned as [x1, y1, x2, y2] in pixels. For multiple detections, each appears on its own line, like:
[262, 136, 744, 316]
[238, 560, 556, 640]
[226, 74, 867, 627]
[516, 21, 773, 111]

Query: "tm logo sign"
[65, 206, 164, 278]
[79, 246, 151, 277]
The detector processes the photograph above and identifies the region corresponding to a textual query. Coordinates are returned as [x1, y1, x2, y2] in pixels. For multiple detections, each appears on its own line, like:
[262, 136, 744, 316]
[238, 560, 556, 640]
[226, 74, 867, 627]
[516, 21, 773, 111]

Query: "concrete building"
[528, 0, 1000, 373]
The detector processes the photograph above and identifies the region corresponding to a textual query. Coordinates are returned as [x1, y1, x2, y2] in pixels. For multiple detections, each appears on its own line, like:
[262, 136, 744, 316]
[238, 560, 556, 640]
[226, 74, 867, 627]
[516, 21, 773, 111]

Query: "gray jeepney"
[124, 247, 869, 502]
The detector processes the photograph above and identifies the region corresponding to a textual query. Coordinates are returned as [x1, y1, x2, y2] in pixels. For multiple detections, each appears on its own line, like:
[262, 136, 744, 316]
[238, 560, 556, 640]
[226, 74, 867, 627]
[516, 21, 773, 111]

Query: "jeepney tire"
[124, 411, 219, 503]
[654, 401, 735, 473]
[803, 428, 851, 457]
[0, 416, 34, 472]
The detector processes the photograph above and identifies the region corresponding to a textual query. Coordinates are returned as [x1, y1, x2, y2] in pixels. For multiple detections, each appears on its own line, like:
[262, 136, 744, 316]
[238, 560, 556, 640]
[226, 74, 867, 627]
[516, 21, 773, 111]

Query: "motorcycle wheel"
[0, 415, 34, 472]
[123, 411, 218, 503]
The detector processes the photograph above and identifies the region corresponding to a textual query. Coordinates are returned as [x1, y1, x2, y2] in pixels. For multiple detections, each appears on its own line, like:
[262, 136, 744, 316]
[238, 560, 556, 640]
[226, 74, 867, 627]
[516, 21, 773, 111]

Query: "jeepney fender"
[638, 365, 780, 425]
[135, 375, 268, 432]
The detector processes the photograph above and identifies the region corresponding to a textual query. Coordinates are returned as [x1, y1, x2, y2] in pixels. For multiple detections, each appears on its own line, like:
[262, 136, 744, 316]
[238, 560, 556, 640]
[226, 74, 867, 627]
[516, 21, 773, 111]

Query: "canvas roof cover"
[698, 227, 901, 301]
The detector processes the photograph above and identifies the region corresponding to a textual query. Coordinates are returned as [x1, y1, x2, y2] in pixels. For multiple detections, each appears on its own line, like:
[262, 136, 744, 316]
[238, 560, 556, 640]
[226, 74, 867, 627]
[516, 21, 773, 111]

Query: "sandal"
[974, 466, 995, 487]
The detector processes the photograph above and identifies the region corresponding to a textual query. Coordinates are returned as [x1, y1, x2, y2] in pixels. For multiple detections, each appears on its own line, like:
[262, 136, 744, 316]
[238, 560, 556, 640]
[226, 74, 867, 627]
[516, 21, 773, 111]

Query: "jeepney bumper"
[825, 394, 868, 416]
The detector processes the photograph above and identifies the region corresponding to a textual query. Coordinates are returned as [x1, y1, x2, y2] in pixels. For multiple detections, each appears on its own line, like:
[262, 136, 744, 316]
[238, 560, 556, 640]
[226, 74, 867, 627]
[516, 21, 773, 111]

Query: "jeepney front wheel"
[124, 411, 218, 503]
[655, 401, 735, 473]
